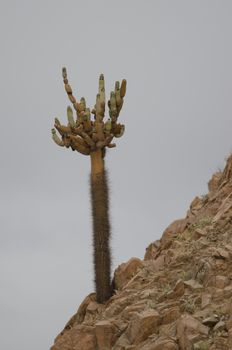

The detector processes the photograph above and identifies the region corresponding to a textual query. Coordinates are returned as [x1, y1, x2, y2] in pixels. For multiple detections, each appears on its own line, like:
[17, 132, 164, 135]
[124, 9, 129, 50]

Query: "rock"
[144, 240, 161, 260]
[212, 248, 230, 259]
[190, 196, 203, 210]
[225, 244, 232, 252]
[212, 288, 224, 301]
[148, 255, 166, 272]
[213, 196, 232, 223]
[167, 279, 185, 299]
[95, 320, 117, 350]
[184, 279, 203, 290]
[202, 315, 220, 327]
[122, 302, 147, 320]
[214, 275, 229, 289]
[114, 258, 144, 290]
[112, 332, 130, 349]
[86, 301, 101, 313]
[201, 293, 212, 309]
[60, 293, 96, 334]
[126, 309, 160, 344]
[213, 320, 226, 331]
[224, 285, 232, 298]
[158, 322, 177, 338]
[161, 307, 180, 325]
[104, 296, 130, 318]
[219, 154, 232, 184]
[192, 228, 207, 240]
[140, 336, 178, 350]
[208, 172, 222, 192]
[161, 219, 187, 247]
[51, 325, 96, 350]
[176, 315, 209, 350]
[188, 197, 204, 217]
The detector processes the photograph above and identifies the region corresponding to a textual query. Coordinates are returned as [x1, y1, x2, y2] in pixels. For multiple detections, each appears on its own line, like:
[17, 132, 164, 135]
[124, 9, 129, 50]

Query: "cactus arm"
[62, 67, 82, 123]
[80, 131, 96, 150]
[54, 123, 71, 135]
[80, 97, 86, 111]
[109, 92, 117, 121]
[55, 117, 61, 125]
[95, 93, 104, 122]
[99, 74, 105, 116]
[69, 135, 90, 155]
[115, 81, 123, 112]
[114, 124, 125, 138]
[69, 134, 88, 147]
[51, 129, 65, 146]
[83, 108, 92, 132]
[120, 79, 127, 98]
[108, 79, 127, 123]
[107, 143, 116, 148]
[67, 106, 75, 127]
[62, 67, 77, 105]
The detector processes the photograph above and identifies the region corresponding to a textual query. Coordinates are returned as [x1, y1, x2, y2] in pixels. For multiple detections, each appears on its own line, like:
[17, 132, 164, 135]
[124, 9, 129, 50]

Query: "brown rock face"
[208, 171, 222, 192]
[95, 320, 117, 349]
[51, 154, 232, 350]
[161, 219, 187, 248]
[176, 315, 209, 350]
[140, 337, 178, 350]
[51, 325, 96, 350]
[126, 309, 160, 344]
[113, 257, 144, 290]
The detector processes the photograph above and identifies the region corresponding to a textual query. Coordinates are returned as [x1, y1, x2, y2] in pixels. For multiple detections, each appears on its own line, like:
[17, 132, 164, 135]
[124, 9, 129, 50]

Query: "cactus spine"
[51, 68, 127, 303]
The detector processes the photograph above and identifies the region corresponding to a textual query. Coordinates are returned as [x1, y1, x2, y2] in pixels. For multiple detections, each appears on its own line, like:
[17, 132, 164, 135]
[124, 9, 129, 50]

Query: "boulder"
[114, 258, 144, 290]
[140, 336, 178, 350]
[176, 315, 209, 350]
[161, 219, 187, 247]
[126, 309, 160, 344]
[95, 320, 118, 350]
[51, 325, 96, 350]
[208, 172, 222, 192]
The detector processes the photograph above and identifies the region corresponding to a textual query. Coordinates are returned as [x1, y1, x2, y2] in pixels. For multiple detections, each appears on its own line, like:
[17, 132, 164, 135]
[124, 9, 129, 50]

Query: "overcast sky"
[1, 1, 232, 349]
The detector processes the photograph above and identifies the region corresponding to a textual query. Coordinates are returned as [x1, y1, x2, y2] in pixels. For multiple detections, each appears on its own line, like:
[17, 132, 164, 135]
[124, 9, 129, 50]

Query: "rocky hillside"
[51, 155, 232, 350]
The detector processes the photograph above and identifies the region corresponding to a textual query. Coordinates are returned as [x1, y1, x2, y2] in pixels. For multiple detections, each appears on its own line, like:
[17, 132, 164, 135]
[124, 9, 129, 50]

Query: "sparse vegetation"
[160, 283, 172, 295]
[181, 270, 194, 281]
[193, 340, 210, 350]
[189, 217, 213, 232]
[180, 297, 196, 314]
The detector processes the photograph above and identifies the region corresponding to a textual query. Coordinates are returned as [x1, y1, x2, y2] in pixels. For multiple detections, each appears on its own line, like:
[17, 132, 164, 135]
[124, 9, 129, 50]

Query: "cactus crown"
[51, 68, 127, 155]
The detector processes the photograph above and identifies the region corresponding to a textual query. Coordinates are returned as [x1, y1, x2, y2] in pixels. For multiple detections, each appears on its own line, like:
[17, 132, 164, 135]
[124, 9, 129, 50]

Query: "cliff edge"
[51, 155, 232, 350]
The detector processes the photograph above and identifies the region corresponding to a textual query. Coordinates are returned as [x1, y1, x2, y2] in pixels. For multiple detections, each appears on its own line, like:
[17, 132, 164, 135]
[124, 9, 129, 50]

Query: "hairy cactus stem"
[90, 149, 112, 303]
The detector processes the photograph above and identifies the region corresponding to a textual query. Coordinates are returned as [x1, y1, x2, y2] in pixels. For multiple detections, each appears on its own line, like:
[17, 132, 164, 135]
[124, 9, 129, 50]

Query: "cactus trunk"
[90, 149, 112, 303]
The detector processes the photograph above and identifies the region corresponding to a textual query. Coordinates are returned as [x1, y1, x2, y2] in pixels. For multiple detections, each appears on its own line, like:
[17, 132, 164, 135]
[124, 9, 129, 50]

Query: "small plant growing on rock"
[189, 217, 213, 232]
[180, 298, 196, 314]
[51, 68, 127, 303]
[193, 340, 210, 350]
[181, 269, 194, 281]
[160, 283, 172, 295]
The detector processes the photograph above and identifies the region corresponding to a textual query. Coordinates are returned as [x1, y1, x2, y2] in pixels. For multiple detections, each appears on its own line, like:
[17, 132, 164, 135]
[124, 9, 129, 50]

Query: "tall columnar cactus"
[51, 68, 127, 303]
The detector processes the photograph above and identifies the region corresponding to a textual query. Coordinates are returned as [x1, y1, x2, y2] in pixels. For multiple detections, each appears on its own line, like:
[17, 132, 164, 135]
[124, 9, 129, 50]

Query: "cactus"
[51, 68, 127, 303]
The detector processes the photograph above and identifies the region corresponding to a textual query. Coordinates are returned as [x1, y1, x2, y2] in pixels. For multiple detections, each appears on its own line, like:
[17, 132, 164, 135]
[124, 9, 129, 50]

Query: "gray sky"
[1, 1, 232, 349]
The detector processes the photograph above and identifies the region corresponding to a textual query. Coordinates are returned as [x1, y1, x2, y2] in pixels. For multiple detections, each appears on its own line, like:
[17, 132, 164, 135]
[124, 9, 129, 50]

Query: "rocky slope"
[51, 155, 232, 350]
